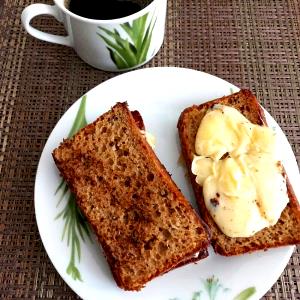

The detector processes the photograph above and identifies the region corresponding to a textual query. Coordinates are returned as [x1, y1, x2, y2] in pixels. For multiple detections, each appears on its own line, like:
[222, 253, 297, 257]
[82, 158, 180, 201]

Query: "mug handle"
[21, 4, 73, 47]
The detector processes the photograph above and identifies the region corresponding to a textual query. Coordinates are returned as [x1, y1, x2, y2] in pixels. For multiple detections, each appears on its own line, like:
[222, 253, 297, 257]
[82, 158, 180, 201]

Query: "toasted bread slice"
[53, 102, 209, 290]
[177, 89, 300, 256]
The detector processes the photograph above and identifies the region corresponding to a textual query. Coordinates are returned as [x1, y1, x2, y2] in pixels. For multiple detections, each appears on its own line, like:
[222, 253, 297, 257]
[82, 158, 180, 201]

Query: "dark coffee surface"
[68, 0, 142, 20]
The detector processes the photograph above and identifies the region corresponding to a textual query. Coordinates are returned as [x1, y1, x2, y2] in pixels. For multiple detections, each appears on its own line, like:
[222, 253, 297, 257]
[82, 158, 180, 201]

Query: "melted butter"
[191, 105, 289, 237]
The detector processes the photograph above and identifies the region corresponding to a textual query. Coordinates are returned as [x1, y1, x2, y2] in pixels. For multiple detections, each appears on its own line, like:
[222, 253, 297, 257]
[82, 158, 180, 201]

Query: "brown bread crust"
[174, 249, 208, 268]
[53, 102, 209, 290]
[177, 89, 300, 256]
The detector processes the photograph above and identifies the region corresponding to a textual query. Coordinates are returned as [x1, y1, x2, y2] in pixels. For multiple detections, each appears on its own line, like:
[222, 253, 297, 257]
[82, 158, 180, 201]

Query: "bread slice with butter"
[177, 89, 300, 256]
[53, 102, 209, 290]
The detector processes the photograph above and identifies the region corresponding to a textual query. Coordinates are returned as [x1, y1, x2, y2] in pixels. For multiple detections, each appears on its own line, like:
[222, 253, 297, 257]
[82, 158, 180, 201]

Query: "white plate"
[35, 67, 300, 300]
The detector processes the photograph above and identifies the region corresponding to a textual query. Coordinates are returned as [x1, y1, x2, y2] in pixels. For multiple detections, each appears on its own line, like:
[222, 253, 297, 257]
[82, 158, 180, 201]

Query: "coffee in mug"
[21, 0, 167, 71]
[67, 0, 146, 20]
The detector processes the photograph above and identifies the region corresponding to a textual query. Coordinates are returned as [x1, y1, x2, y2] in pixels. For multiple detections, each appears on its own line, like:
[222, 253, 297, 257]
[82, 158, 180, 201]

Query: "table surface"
[0, 0, 300, 299]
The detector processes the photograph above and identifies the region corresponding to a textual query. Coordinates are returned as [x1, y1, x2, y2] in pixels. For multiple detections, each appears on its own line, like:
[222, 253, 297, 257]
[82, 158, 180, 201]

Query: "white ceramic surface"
[35, 67, 299, 300]
[21, 0, 167, 71]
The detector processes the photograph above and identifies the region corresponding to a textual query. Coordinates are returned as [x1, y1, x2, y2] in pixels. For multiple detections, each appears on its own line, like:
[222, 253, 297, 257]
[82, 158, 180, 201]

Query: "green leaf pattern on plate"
[97, 12, 156, 69]
[204, 276, 229, 300]
[233, 287, 256, 300]
[192, 291, 202, 300]
[55, 95, 92, 281]
[170, 276, 256, 300]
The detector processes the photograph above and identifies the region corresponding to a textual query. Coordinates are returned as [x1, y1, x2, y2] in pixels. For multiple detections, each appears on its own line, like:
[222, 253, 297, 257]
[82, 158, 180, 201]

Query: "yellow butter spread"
[191, 105, 289, 237]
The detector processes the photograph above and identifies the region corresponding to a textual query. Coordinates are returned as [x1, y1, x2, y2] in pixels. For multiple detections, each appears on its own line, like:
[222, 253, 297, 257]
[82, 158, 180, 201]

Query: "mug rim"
[54, 0, 160, 24]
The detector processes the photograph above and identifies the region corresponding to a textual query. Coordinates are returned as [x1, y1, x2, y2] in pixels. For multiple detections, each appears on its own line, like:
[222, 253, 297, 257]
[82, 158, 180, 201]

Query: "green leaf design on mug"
[55, 95, 92, 281]
[97, 12, 156, 69]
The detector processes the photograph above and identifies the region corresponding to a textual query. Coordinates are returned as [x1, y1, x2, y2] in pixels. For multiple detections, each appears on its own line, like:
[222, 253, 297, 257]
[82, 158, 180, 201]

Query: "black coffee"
[68, 0, 143, 20]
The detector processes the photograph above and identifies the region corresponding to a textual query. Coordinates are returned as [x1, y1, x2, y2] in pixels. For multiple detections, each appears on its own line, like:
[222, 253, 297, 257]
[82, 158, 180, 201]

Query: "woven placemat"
[0, 0, 299, 299]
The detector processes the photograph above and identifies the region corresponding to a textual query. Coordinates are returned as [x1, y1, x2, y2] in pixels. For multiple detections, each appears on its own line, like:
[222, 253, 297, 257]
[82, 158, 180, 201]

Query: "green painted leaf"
[56, 181, 68, 207]
[97, 13, 156, 69]
[97, 26, 121, 40]
[132, 13, 148, 50]
[55, 179, 65, 195]
[97, 32, 138, 66]
[98, 33, 125, 55]
[121, 22, 136, 43]
[98, 29, 138, 66]
[61, 208, 70, 240]
[168, 277, 255, 300]
[233, 287, 256, 300]
[67, 95, 87, 138]
[192, 291, 202, 300]
[74, 234, 81, 261]
[113, 28, 121, 37]
[54, 209, 64, 220]
[75, 204, 93, 242]
[76, 217, 86, 242]
[67, 261, 82, 281]
[138, 17, 156, 63]
[203, 276, 223, 300]
[54, 95, 92, 282]
[67, 214, 73, 246]
[111, 35, 138, 65]
[108, 48, 130, 69]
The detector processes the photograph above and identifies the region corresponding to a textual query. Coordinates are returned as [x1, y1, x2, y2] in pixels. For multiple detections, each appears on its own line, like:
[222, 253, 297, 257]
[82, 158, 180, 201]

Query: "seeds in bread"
[53, 102, 209, 290]
[177, 89, 300, 256]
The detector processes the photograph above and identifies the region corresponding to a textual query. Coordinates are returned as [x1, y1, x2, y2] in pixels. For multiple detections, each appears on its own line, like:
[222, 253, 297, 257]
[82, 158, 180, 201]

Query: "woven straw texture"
[0, 0, 299, 299]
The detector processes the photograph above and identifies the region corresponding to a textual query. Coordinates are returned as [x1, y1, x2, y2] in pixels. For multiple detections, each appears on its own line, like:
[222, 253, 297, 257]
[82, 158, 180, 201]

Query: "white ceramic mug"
[21, 0, 167, 71]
